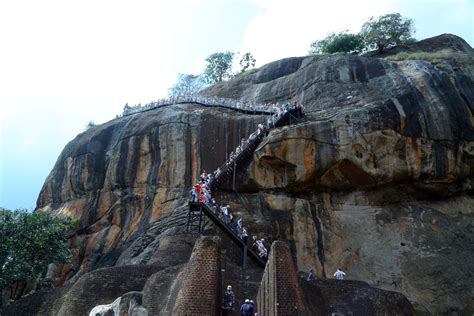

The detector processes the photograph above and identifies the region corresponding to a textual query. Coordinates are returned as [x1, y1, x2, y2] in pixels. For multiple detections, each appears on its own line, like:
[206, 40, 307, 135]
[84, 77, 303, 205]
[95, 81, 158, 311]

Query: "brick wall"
[257, 241, 305, 315]
[173, 236, 221, 315]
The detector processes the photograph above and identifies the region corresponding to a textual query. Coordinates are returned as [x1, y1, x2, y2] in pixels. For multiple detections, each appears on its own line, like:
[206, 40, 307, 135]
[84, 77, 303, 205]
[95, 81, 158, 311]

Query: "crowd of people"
[121, 95, 277, 117]
[189, 101, 305, 260]
[214, 101, 304, 179]
[191, 170, 269, 260]
[120, 95, 305, 121]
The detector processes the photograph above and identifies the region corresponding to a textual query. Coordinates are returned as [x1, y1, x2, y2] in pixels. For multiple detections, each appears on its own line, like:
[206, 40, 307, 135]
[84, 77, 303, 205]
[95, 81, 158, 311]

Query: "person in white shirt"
[333, 268, 346, 280]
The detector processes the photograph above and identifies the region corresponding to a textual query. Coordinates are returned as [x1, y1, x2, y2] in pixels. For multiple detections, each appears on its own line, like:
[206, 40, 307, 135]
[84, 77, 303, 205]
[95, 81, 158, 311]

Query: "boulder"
[31, 34, 474, 314]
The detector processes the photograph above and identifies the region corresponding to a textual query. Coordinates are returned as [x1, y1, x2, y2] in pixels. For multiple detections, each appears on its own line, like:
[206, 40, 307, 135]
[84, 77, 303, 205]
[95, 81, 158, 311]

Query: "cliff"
[26, 34, 474, 314]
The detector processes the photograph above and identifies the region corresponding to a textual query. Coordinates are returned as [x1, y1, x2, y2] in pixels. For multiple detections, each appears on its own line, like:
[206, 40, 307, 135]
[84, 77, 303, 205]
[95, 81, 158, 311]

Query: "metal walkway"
[187, 202, 266, 268]
[210, 107, 303, 191]
[187, 107, 304, 269]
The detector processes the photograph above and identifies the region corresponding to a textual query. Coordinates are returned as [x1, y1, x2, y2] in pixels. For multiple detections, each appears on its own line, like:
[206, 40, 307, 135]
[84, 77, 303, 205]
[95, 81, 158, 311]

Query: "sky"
[1, 0, 473, 210]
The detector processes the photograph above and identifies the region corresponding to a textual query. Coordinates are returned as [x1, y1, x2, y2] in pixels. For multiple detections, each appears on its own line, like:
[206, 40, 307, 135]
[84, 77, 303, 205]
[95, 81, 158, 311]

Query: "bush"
[309, 31, 364, 55]
[0, 209, 74, 302]
[232, 67, 259, 79]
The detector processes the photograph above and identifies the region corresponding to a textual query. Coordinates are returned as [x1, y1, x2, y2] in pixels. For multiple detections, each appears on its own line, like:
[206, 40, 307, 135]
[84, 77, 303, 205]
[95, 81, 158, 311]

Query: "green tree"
[85, 121, 97, 130]
[239, 52, 256, 73]
[361, 13, 415, 53]
[309, 31, 364, 55]
[0, 209, 74, 303]
[168, 73, 206, 97]
[203, 51, 235, 84]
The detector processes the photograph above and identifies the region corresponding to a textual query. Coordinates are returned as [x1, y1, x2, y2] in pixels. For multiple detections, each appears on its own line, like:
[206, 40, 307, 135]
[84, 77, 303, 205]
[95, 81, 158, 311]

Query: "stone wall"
[257, 241, 305, 315]
[172, 236, 221, 315]
[57, 264, 164, 316]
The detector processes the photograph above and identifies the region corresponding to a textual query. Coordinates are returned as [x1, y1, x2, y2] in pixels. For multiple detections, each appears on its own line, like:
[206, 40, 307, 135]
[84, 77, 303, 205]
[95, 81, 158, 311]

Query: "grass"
[385, 51, 446, 63]
[232, 67, 259, 79]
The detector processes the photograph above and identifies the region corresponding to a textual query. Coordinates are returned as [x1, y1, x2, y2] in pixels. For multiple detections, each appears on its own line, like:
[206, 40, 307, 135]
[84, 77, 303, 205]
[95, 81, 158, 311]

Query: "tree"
[239, 52, 256, 73]
[361, 13, 415, 53]
[0, 209, 74, 303]
[85, 121, 97, 130]
[203, 51, 235, 84]
[309, 31, 364, 55]
[168, 73, 206, 97]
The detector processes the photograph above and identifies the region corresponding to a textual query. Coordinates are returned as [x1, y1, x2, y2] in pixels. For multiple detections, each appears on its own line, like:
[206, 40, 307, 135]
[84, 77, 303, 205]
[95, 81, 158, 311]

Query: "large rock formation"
[16, 34, 474, 314]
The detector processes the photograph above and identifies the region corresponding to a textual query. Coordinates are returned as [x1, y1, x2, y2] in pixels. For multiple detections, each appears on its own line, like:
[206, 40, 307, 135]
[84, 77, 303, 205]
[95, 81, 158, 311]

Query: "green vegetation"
[385, 50, 474, 72]
[168, 73, 206, 97]
[309, 13, 415, 55]
[168, 51, 257, 91]
[239, 52, 256, 73]
[385, 51, 445, 62]
[0, 209, 74, 303]
[361, 13, 415, 53]
[309, 31, 364, 54]
[232, 67, 259, 79]
[85, 121, 97, 130]
[203, 51, 235, 84]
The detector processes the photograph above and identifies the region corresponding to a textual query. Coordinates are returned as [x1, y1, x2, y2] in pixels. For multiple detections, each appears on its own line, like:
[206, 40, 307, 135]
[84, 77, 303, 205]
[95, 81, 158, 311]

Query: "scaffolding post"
[233, 160, 236, 192]
[243, 245, 248, 270]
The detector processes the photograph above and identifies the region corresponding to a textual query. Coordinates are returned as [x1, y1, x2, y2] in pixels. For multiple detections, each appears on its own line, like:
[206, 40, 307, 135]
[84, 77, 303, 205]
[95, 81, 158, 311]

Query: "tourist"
[240, 228, 249, 243]
[210, 199, 218, 213]
[222, 205, 230, 224]
[333, 268, 346, 280]
[307, 269, 316, 281]
[248, 132, 257, 142]
[193, 183, 201, 202]
[257, 239, 268, 259]
[229, 214, 238, 231]
[190, 186, 197, 202]
[240, 299, 254, 316]
[237, 218, 243, 232]
[251, 236, 258, 252]
[223, 285, 235, 315]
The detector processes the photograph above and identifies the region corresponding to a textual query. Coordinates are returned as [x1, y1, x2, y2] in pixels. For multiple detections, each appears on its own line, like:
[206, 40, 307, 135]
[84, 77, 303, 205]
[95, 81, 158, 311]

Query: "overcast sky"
[1, 0, 472, 210]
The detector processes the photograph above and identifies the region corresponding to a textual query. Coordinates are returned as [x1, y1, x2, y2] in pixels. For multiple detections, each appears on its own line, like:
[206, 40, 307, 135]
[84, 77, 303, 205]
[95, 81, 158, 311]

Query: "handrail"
[120, 95, 276, 117]
[189, 202, 266, 268]
[209, 107, 303, 190]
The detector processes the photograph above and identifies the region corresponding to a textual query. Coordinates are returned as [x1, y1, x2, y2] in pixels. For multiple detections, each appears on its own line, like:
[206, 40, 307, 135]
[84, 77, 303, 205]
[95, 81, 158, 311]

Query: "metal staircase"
[187, 202, 266, 268]
[210, 107, 303, 191]
[186, 106, 304, 269]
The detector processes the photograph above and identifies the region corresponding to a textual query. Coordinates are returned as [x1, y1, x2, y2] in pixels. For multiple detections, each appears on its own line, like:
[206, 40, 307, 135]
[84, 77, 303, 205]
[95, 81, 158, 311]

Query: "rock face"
[29, 34, 474, 314]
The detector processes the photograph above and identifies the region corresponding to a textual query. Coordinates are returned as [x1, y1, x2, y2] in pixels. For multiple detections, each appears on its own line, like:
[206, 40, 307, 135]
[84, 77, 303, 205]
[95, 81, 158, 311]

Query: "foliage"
[239, 52, 256, 73]
[385, 51, 444, 62]
[85, 121, 97, 130]
[309, 31, 364, 55]
[122, 102, 143, 115]
[203, 51, 235, 84]
[168, 73, 206, 97]
[0, 209, 74, 300]
[233, 67, 259, 79]
[361, 13, 415, 53]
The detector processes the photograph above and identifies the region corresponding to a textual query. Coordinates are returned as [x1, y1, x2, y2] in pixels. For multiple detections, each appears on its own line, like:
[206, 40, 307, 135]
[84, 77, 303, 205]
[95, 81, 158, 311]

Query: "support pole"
[233, 160, 236, 193]
[198, 205, 203, 233]
[243, 245, 248, 270]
